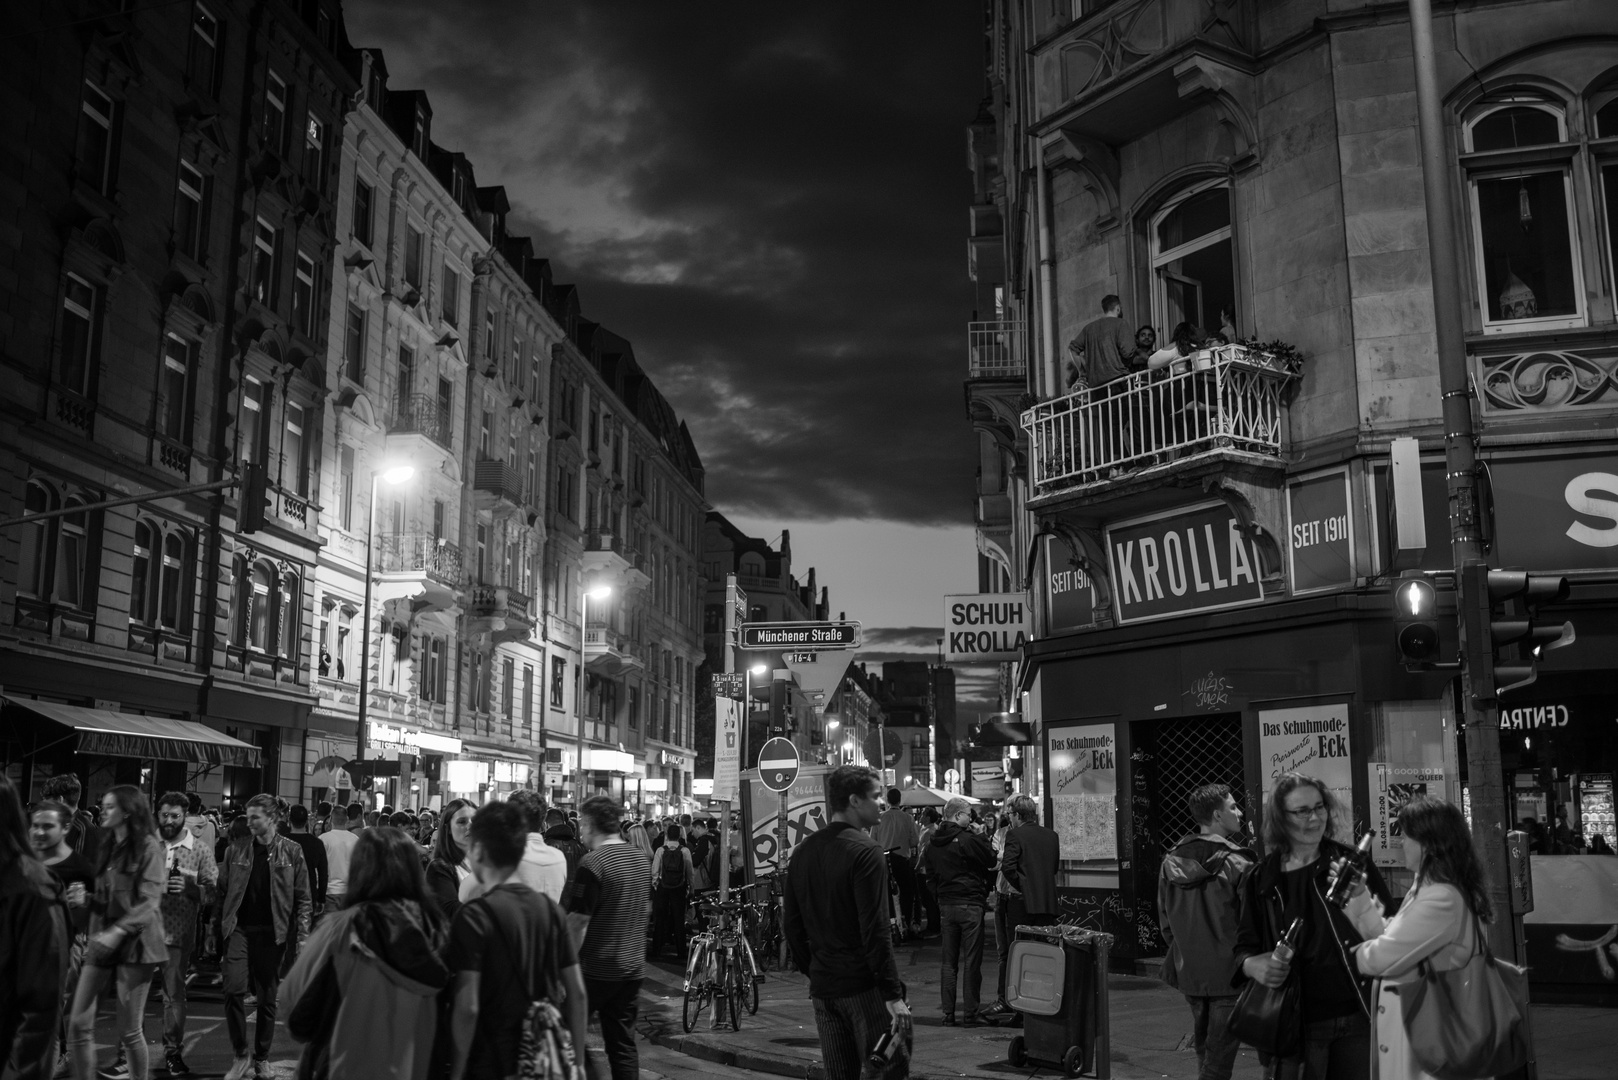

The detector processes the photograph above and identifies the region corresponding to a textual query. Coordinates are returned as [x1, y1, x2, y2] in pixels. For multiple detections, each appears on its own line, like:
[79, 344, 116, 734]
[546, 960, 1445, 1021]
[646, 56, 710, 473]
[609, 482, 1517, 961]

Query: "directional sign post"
[758, 736, 800, 792]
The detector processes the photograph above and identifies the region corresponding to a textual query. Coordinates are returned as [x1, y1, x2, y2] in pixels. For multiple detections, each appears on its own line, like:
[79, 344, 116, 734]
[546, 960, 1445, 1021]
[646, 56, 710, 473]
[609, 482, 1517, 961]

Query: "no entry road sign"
[758, 737, 800, 792]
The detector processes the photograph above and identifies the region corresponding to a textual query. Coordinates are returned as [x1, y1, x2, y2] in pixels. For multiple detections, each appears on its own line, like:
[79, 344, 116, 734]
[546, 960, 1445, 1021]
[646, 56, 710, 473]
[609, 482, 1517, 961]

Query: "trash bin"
[1003, 924, 1112, 1079]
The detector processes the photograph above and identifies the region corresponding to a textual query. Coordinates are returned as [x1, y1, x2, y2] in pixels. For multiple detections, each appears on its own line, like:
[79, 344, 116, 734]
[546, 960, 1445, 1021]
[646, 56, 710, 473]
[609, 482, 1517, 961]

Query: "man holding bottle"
[157, 791, 218, 1076]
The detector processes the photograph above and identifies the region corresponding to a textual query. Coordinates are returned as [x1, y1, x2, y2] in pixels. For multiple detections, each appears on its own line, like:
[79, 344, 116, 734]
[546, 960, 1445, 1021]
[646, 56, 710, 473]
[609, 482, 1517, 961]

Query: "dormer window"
[411, 105, 428, 158]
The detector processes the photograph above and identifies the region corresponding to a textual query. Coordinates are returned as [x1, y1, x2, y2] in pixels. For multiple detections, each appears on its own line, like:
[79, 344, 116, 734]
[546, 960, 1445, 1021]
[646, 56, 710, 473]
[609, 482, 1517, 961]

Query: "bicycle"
[738, 878, 787, 973]
[682, 896, 759, 1032]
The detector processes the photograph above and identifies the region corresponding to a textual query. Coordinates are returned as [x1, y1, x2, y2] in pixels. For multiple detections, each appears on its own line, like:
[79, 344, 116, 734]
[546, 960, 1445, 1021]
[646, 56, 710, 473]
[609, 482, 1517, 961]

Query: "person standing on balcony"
[1065, 294, 1141, 393]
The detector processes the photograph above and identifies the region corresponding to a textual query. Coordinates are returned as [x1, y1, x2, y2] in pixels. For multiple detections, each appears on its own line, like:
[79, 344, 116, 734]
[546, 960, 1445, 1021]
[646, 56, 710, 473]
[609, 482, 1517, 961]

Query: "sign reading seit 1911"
[1107, 501, 1266, 623]
[740, 621, 862, 650]
[943, 593, 1029, 663]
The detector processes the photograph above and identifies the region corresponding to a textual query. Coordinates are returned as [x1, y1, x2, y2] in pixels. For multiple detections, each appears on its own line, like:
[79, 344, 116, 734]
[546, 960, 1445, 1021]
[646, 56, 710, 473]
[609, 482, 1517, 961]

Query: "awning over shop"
[4, 696, 261, 768]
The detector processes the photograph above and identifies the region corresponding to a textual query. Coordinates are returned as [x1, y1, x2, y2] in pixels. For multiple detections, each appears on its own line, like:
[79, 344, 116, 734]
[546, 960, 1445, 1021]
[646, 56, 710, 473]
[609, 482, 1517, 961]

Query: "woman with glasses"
[424, 800, 474, 922]
[1233, 772, 1391, 1079]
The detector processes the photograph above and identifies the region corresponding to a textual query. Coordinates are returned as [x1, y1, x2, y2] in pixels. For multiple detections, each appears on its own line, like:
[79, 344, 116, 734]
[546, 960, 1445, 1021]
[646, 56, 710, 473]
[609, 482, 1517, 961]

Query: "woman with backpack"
[281, 826, 450, 1080]
[648, 825, 694, 960]
[65, 785, 167, 1080]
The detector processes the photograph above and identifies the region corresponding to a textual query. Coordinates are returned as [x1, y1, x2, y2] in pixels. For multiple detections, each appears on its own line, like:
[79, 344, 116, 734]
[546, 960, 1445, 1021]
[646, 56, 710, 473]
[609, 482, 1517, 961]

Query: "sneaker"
[165, 1049, 191, 1075]
[53, 1051, 72, 1079]
[99, 1054, 130, 1080]
[254, 1059, 275, 1079]
[224, 1057, 252, 1080]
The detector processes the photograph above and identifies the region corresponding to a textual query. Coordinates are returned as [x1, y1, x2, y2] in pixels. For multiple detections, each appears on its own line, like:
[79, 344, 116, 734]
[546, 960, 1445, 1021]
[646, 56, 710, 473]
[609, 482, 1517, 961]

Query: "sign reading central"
[1106, 502, 1264, 623]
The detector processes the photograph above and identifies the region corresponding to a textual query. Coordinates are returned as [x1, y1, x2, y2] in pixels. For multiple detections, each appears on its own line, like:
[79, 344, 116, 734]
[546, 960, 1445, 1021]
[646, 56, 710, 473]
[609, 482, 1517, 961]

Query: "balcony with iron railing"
[387, 393, 453, 452]
[584, 620, 644, 676]
[375, 533, 462, 611]
[581, 530, 651, 594]
[465, 581, 535, 644]
[968, 321, 1026, 379]
[472, 458, 527, 511]
[1021, 344, 1296, 503]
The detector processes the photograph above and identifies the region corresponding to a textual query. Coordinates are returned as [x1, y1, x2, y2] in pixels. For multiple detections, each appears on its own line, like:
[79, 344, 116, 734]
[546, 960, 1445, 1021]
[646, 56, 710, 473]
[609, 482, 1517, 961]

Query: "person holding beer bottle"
[156, 792, 216, 1075]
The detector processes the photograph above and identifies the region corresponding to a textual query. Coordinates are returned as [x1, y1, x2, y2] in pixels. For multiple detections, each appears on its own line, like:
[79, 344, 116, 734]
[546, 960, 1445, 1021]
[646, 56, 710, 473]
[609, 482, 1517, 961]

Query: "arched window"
[159, 532, 186, 630]
[248, 563, 273, 650]
[19, 482, 55, 598]
[1462, 95, 1582, 332]
[57, 498, 89, 609]
[1150, 182, 1236, 338]
[131, 520, 155, 624]
[277, 571, 299, 658]
[229, 555, 248, 645]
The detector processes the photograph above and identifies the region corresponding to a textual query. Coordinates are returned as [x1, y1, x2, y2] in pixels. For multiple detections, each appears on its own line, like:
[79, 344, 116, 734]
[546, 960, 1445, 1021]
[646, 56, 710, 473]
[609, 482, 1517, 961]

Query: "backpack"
[484, 892, 576, 1080]
[68, 808, 100, 861]
[660, 846, 687, 890]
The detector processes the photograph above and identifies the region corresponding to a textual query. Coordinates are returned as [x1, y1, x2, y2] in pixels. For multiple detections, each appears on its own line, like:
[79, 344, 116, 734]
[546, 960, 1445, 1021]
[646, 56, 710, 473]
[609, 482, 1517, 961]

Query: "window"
[336, 607, 352, 678]
[432, 499, 445, 540]
[338, 445, 355, 531]
[422, 636, 447, 702]
[18, 483, 52, 598]
[293, 252, 317, 337]
[174, 158, 209, 261]
[527, 449, 539, 505]
[278, 571, 299, 658]
[240, 376, 265, 463]
[475, 523, 488, 582]
[251, 217, 279, 308]
[484, 312, 496, 359]
[1150, 182, 1235, 337]
[395, 345, 415, 417]
[436, 377, 453, 440]
[262, 73, 286, 155]
[59, 275, 98, 398]
[157, 333, 194, 440]
[246, 563, 272, 649]
[302, 112, 325, 187]
[404, 225, 423, 290]
[410, 105, 427, 159]
[628, 685, 639, 729]
[159, 533, 186, 630]
[502, 657, 515, 716]
[479, 410, 492, 458]
[441, 264, 460, 327]
[523, 665, 534, 728]
[187, 3, 219, 95]
[470, 650, 488, 712]
[56, 500, 90, 609]
[1464, 98, 1582, 332]
[283, 403, 307, 496]
[550, 656, 566, 708]
[131, 521, 153, 624]
[352, 179, 373, 247]
[344, 304, 365, 382]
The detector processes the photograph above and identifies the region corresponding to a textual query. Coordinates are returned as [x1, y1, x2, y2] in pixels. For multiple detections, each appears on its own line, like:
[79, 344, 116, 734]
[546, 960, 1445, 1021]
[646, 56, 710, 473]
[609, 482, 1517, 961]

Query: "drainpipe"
[1035, 144, 1058, 400]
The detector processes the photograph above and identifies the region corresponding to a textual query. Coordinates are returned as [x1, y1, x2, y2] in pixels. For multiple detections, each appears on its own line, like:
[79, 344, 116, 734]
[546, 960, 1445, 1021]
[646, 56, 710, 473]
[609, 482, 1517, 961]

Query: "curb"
[647, 1025, 828, 1080]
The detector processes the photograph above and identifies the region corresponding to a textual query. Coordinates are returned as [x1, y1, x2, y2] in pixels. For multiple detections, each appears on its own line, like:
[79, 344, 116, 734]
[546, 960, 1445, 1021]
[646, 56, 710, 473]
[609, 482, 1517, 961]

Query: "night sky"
[343, 2, 999, 717]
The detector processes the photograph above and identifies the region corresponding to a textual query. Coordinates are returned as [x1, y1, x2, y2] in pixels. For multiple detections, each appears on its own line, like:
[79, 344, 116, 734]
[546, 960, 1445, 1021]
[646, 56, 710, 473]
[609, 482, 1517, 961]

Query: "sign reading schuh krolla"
[943, 593, 1029, 662]
[1106, 502, 1265, 623]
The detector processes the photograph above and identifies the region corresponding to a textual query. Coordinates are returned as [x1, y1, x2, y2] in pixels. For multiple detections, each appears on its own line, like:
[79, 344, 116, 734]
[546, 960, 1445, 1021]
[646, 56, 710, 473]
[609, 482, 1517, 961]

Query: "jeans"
[583, 976, 642, 1080]
[68, 961, 156, 1080]
[939, 903, 986, 1018]
[650, 887, 687, 956]
[915, 875, 940, 934]
[222, 928, 281, 1062]
[886, 854, 917, 932]
[160, 939, 194, 1053]
[1272, 1012, 1370, 1080]
[811, 986, 906, 1080]
[1185, 995, 1241, 1080]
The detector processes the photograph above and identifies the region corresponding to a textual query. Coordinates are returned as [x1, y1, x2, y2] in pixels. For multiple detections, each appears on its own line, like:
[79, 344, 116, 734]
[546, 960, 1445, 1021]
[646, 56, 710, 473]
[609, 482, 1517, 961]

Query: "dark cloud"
[343, 1, 984, 526]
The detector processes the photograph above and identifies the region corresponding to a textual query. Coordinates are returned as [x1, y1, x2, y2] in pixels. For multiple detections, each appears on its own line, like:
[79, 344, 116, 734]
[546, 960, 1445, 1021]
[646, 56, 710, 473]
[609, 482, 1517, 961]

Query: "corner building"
[973, 0, 1618, 963]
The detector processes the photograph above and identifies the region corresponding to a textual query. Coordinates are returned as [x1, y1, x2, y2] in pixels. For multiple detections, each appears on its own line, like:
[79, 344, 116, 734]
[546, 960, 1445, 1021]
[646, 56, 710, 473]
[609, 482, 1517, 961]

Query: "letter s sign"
[1565, 472, 1618, 548]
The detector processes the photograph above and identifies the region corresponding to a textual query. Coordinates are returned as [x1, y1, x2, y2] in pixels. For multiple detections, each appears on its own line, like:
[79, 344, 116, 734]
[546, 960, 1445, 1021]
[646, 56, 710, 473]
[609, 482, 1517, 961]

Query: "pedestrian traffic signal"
[240, 461, 268, 533]
[1460, 563, 1575, 700]
[1392, 572, 1440, 664]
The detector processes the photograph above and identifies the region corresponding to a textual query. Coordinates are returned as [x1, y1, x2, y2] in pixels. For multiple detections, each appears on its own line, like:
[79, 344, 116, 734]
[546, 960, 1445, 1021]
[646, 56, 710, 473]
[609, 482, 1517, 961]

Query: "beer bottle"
[1325, 833, 1374, 907]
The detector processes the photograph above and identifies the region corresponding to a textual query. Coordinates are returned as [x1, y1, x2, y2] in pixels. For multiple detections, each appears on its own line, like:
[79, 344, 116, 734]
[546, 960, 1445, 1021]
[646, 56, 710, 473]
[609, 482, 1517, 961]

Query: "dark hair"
[187, 792, 203, 815]
[508, 790, 546, 832]
[1136, 324, 1156, 340]
[380, 805, 394, 816]
[345, 802, 363, 821]
[468, 801, 527, 869]
[580, 795, 622, 837]
[886, 788, 901, 807]
[346, 826, 444, 929]
[433, 799, 472, 866]
[157, 790, 190, 814]
[288, 805, 310, 828]
[920, 808, 940, 825]
[315, 801, 332, 819]
[827, 766, 879, 813]
[679, 813, 692, 827]
[0, 775, 34, 869]
[30, 800, 72, 830]
[1262, 773, 1338, 852]
[1187, 784, 1231, 827]
[389, 811, 414, 829]
[40, 772, 82, 807]
[664, 824, 683, 844]
[229, 816, 250, 842]
[1171, 321, 1201, 355]
[1101, 293, 1121, 313]
[96, 784, 156, 875]
[544, 807, 568, 827]
[1398, 796, 1494, 921]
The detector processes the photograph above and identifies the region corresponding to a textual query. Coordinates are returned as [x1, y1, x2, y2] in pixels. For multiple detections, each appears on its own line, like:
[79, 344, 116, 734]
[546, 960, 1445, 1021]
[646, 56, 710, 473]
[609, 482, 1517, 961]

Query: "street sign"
[740, 621, 861, 650]
[711, 672, 744, 700]
[758, 736, 800, 792]
[785, 652, 818, 664]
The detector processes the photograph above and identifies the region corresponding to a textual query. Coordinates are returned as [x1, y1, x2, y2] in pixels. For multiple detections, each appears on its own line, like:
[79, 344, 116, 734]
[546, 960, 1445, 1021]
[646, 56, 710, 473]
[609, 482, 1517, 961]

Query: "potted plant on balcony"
[1234, 337, 1305, 378]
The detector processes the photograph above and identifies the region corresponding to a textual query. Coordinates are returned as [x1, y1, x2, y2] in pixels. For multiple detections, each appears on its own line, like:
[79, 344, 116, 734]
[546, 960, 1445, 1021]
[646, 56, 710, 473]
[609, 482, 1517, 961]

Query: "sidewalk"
[637, 937, 1610, 1080]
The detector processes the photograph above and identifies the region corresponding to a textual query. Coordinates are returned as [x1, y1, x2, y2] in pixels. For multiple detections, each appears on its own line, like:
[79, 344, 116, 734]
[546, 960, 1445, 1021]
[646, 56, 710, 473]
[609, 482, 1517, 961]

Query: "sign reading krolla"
[1106, 502, 1265, 623]
[943, 593, 1029, 663]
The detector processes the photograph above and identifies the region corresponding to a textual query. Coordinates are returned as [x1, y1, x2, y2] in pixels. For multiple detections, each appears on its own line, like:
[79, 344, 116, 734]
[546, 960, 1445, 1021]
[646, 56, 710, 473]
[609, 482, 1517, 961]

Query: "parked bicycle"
[738, 877, 787, 973]
[682, 895, 759, 1032]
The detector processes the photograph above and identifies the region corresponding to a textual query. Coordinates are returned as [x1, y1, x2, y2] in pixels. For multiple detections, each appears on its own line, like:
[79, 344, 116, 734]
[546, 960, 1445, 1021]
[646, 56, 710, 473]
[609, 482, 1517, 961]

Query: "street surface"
[73, 928, 1608, 1079]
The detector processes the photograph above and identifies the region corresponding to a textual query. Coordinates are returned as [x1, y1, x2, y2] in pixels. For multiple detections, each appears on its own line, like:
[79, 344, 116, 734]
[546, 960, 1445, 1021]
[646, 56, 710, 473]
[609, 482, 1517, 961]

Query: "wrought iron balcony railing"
[388, 393, 453, 449]
[968, 321, 1026, 379]
[473, 459, 526, 506]
[377, 533, 463, 584]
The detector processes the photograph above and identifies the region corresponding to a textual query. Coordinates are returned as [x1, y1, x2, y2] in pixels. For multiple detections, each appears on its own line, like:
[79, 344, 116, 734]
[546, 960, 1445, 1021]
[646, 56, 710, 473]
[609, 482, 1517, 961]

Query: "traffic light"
[240, 461, 268, 533]
[1392, 572, 1440, 664]
[1461, 563, 1575, 699]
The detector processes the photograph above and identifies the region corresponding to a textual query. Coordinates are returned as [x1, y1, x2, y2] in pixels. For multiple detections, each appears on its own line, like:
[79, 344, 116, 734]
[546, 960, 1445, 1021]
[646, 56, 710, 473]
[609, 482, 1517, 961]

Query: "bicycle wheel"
[739, 961, 759, 1015]
[682, 984, 708, 1033]
[719, 948, 744, 1031]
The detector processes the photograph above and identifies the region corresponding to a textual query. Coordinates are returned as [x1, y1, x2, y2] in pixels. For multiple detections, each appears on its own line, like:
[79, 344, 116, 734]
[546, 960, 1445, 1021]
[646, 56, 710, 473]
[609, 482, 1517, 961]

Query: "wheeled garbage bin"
[1003, 925, 1112, 1079]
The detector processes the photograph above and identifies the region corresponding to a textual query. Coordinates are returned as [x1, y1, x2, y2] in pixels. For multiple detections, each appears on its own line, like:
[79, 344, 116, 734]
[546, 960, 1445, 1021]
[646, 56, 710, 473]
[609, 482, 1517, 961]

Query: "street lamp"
[353, 464, 415, 787]
[574, 584, 612, 805]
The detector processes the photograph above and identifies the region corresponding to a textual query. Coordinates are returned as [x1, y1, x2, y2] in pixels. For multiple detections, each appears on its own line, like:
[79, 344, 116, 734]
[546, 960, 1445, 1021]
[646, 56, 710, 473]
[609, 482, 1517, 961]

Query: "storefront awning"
[4, 696, 261, 768]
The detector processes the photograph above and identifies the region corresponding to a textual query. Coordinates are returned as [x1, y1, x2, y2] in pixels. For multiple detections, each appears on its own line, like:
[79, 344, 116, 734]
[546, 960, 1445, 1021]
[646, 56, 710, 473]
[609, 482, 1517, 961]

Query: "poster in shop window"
[1367, 763, 1446, 867]
[1257, 704, 1355, 834]
[1045, 723, 1117, 864]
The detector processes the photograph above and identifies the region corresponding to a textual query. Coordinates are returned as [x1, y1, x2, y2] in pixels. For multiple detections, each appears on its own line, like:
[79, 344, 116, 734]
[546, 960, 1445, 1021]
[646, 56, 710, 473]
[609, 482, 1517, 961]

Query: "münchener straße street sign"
[739, 620, 862, 650]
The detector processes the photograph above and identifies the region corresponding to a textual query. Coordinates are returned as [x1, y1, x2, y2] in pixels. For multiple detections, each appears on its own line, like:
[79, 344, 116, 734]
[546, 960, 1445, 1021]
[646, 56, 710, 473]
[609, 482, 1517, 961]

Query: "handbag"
[1227, 973, 1301, 1058]
[84, 927, 135, 968]
[1401, 915, 1530, 1080]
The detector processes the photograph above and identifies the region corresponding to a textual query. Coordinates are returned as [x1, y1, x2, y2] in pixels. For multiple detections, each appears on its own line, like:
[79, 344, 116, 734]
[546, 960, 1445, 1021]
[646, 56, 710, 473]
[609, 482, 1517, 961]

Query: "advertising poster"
[712, 698, 742, 801]
[1258, 703, 1355, 832]
[746, 765, 829, 874]
[970, 762, 1006, 800]
[1368, 763, 1445, 867]
[1046, 723, 1117, 863]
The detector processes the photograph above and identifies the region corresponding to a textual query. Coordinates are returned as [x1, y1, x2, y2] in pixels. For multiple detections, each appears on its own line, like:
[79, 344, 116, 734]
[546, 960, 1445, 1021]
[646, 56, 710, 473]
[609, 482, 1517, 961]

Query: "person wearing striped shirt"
[564, 796, 651, 1080]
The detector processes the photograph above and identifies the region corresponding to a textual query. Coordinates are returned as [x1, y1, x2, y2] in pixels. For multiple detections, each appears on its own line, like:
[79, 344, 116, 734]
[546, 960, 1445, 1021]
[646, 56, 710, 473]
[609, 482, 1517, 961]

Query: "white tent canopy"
[898, 785, 981, 808]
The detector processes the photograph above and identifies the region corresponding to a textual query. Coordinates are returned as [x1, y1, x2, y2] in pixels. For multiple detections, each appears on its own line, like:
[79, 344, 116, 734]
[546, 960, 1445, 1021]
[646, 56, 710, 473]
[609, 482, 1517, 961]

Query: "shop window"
[262, 72, 286, 156]
[188, 3, 219, 97]
[351, 179, 373, 247]
[441, 264, 460, 327]
[293, 252, 317, 337]
[174, 157, 209, 262]
[59, 275, 99, 399]
[550, 656, 565, 708]
[343, 304, 365, 383]
[76, 81, 118, 196]
[1463, 97, 1582, 332]
[158, 333, 195, 441]
[1150, 182, 1235, 338]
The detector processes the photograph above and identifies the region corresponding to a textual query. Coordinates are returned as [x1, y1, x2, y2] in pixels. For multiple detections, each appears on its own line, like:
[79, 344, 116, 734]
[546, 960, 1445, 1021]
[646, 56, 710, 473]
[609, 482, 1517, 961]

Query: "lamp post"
[574, 584, 612, 805]
[352, 465, 415, 799]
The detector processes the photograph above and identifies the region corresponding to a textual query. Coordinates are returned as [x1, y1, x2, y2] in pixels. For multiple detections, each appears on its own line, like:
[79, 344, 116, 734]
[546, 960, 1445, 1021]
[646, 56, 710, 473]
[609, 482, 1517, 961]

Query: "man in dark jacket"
[784, 766, 911, 1080]
[2, 775, 68, 1080]
[921, 797, 996, 1026]
[1157, 784, 1254, 1080]
[990, 795, 1060, 1022]
[543, 808, 585, 888]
